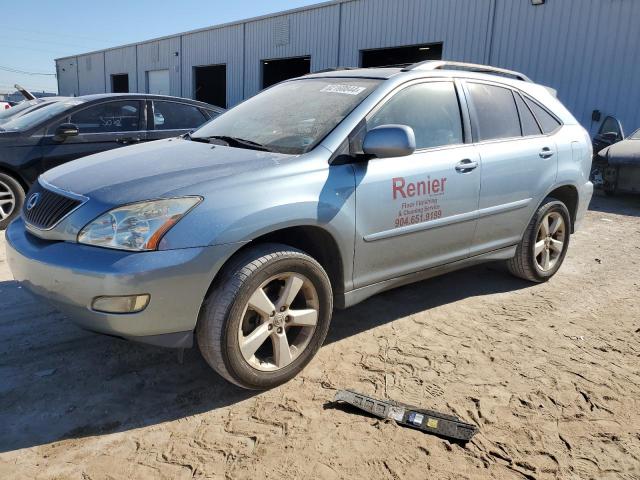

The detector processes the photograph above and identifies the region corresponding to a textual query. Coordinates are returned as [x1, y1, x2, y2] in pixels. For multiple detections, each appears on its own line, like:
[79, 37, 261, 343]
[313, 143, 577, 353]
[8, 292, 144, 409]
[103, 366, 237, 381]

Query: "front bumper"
[6, 218, 241, 347]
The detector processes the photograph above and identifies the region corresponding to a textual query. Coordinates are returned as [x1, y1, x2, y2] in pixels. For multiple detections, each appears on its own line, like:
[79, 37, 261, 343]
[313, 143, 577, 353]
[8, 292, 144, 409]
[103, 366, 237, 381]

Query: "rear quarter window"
[467, 83, 521, 141]
[514, 92, 542, 136]
[524, 97, 561, 134]
[152, 101, 207, 130]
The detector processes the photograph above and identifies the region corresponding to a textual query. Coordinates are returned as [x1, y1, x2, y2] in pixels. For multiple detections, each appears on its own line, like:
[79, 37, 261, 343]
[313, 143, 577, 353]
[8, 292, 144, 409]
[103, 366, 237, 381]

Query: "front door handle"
[539, 147, 554, 159]
[455, 159, 478, 173]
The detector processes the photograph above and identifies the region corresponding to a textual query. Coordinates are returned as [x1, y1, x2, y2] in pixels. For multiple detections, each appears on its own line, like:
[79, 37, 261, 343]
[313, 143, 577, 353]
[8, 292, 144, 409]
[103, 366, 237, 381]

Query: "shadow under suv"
[6, 61, 593, 390]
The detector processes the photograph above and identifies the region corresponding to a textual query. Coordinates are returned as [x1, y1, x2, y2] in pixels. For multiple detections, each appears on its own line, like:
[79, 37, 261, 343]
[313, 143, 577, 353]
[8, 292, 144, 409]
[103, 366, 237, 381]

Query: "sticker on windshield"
[320, 84, 367, 95]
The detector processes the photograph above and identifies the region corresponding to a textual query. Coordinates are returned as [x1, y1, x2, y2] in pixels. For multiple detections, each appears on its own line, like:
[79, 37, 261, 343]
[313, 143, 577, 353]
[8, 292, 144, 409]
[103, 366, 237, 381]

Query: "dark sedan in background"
[0, 93, 224, 227]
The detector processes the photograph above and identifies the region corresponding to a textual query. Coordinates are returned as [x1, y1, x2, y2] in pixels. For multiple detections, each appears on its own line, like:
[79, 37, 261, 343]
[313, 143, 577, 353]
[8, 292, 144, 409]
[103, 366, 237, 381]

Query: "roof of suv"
[304, 60, 535, 85]
[304, 60, 574, 126]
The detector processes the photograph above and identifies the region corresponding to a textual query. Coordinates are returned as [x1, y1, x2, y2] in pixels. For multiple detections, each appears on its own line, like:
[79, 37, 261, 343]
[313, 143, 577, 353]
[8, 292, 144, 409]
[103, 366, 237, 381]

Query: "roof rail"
[307, 67, 361, 74]
[402, 61, 532, 82]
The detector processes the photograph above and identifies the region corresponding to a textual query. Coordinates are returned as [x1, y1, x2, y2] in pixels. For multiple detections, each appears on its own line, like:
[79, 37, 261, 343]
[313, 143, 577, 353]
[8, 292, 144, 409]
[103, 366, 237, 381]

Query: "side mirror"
[54, 123, 79, 141]
[362, 125, 416, 159]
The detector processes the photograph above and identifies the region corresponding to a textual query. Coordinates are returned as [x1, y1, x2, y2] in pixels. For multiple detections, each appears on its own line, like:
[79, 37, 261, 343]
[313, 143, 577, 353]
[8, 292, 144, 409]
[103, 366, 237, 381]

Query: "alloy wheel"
[238, 272, 319, 372]
[534, 211, 566, 272]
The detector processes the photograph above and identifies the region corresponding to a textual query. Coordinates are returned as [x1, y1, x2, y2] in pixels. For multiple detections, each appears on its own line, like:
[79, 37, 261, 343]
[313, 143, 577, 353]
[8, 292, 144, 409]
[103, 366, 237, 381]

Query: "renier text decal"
[392, 177, 447, 199]
[392, 176, 446, 228]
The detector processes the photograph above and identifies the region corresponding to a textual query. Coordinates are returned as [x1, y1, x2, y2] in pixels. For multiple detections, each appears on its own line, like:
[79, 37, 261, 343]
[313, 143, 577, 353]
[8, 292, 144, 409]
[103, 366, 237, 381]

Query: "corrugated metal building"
[55, 0, 640, 134]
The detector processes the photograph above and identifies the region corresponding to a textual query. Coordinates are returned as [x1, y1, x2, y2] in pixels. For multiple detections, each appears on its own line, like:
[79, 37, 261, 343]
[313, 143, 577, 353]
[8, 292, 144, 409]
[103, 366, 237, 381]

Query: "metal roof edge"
[55, 0, 356, 61]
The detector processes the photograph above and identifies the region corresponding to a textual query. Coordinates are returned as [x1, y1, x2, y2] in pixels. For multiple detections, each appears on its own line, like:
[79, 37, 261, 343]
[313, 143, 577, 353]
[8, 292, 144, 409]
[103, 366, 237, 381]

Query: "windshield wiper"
[194, 135, 273, 152]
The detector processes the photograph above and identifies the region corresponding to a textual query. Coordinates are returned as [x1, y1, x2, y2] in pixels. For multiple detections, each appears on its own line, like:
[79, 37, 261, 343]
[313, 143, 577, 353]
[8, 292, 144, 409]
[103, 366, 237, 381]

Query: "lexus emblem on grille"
[26, 192, 40, 211]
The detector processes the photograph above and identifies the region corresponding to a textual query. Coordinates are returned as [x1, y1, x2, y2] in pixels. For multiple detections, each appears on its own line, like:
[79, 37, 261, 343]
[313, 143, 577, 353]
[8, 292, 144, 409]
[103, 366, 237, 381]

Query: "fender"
[516, 181, 580, 240]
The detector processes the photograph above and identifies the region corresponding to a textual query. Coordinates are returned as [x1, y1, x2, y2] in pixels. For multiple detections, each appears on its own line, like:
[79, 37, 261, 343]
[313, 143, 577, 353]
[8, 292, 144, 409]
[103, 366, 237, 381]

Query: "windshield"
[191, 78, 381, 154]
[0, 100, 38, 121]
[0, 99, 84, 132]
[630, 129, 640, 140]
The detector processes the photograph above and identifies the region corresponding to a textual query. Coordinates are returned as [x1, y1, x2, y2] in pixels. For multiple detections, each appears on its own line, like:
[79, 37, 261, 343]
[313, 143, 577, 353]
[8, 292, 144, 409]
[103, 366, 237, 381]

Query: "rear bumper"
[6, 218, 240, 347]
[574, 180, 594, 232]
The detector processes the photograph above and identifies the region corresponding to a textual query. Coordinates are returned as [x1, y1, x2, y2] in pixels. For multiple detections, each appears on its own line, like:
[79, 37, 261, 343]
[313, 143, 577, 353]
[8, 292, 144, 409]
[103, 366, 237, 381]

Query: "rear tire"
[507, 197, 571, 283]
[197, 243, 333, 390]
[0, 173, 25, 230]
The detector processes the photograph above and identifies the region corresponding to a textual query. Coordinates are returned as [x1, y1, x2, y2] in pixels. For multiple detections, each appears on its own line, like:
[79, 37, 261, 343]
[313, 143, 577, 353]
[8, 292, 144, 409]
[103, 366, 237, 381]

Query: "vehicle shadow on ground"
[588, 190, 640, 217]
[0, 264, 531, 453]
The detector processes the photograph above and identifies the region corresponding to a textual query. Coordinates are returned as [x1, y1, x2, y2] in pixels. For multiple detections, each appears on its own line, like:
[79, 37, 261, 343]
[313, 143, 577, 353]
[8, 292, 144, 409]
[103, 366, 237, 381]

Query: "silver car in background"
[6, 61, 593, 389]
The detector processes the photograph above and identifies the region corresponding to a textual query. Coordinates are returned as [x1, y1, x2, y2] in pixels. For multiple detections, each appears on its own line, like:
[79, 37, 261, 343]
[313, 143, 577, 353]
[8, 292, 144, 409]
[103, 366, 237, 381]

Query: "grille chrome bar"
[22, 179, 88, 230]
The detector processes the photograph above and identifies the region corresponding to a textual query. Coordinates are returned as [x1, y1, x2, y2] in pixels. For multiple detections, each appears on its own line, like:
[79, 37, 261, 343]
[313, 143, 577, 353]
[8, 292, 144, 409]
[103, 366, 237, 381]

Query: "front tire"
[0, 173, 25, 230]
[507, 197, 571, 283]
[197, 243, 333, 390]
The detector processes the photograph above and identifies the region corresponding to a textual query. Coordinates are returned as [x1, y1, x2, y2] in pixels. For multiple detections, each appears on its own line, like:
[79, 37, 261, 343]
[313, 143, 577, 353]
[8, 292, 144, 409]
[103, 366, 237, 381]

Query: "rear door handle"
[539, 147, 554, 159]
[455, 159, 478, 173]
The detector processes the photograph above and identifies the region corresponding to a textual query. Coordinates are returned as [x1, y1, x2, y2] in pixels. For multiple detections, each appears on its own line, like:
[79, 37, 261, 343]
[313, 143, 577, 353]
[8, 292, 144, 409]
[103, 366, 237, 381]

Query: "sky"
[0, 0, 320, 94]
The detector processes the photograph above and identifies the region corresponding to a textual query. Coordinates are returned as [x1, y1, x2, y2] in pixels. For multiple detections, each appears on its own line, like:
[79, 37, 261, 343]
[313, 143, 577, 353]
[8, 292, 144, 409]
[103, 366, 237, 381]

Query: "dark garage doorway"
[194, 64, 227, 108]
[111, 74, 129, 93]
[262, 56, 311, 89]
[361, 43, 443, 68]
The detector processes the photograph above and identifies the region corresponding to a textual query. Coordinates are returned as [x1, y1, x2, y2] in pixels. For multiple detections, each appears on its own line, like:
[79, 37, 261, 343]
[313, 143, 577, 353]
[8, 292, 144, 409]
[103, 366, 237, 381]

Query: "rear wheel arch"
[546, 185, 578, 232]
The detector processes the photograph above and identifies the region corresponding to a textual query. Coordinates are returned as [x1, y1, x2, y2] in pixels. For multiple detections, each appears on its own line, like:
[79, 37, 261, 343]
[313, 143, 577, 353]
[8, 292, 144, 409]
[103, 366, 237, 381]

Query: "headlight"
[78, 197, 202, 251]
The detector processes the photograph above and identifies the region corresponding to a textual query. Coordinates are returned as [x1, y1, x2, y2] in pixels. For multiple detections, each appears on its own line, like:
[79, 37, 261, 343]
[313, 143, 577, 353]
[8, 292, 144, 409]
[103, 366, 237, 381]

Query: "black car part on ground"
[592, 130, 640, 195]
[332, 389, 478, 442]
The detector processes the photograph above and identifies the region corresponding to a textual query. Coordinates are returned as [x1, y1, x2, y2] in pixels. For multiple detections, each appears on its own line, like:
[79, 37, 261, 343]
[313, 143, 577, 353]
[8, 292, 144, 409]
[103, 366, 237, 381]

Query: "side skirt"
[335, 245, 516, 309]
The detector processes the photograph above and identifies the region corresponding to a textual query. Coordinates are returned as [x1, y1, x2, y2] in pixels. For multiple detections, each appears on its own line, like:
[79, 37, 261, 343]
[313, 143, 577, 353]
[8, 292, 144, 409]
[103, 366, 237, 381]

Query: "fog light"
[92, 294, 150, 314]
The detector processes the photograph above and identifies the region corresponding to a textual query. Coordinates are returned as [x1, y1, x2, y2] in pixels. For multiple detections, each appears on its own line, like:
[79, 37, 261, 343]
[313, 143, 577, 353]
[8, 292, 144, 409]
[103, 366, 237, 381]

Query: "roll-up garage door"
[147, 69, 170, 95]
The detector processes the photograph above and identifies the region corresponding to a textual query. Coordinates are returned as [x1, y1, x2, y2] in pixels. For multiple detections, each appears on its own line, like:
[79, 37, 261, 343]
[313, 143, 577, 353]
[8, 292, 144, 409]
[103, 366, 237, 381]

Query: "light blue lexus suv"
[6, 61, 593, 389]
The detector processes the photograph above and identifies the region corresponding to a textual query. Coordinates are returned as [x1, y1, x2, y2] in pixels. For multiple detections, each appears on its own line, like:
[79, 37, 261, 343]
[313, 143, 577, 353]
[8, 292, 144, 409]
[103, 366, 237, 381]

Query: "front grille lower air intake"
[22, 181, 84, 230]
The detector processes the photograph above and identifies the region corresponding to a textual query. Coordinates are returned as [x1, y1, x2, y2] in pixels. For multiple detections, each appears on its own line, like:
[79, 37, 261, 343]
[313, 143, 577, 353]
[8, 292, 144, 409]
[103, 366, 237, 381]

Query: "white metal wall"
[55, 0, 640, 132]
[181, 24, 244, 106]
[56, 58, 79, 96]
[490, 0, 640, 134]
[76, 52, 105, 95]
[104, 46, 137, 92]
[136, 37, 181, 96]
[243, 4, 341, 98]
[339, 0, 492, 66]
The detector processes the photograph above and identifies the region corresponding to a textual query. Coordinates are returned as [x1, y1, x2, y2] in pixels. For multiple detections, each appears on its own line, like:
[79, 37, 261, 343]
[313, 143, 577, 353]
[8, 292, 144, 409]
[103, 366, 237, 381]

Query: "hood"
[604, 139, 640, 166]
[42, 137, 293, 204]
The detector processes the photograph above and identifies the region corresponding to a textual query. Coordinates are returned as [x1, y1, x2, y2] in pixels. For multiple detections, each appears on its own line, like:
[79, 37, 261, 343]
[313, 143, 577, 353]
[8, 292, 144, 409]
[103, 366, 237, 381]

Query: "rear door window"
[524, 97, 561, 134]
[467, 83, 521, 141]
[70, 101, 141, 133]
[152, 101, 207, 130]
[514, 92, 542, 136]
[368, 81, 464, 150]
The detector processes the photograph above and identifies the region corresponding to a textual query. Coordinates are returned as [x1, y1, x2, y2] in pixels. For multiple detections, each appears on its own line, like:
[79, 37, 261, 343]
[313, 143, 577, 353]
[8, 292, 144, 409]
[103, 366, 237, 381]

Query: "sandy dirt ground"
[0, 192, 639, 480]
